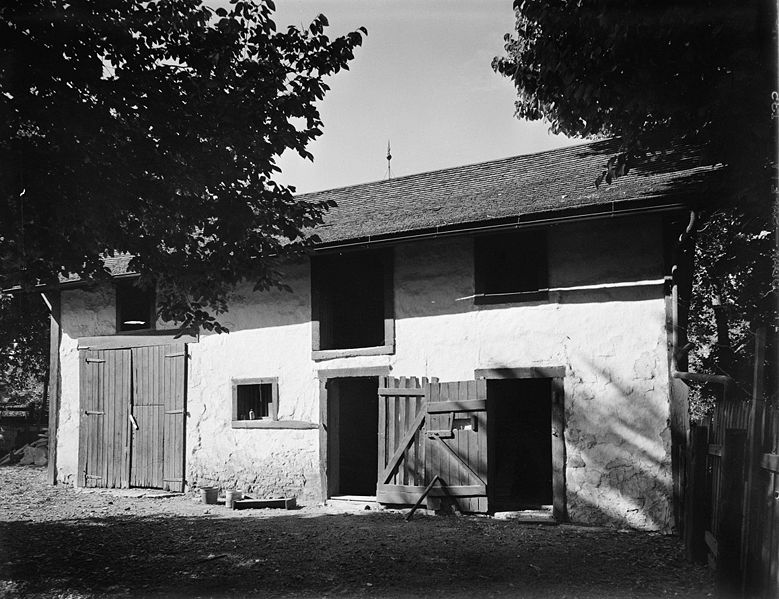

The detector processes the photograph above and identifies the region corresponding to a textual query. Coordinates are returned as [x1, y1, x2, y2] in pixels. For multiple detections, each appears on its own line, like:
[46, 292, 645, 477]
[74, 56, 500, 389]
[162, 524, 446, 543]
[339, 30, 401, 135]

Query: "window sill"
[231, 420, 319, 430]
[312, 344, 395, 361]
[473, 290, 550, 305]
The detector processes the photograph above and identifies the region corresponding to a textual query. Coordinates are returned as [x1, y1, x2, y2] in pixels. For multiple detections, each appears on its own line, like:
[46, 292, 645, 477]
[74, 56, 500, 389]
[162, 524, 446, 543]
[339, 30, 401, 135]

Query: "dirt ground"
[0, 466, 713, 598]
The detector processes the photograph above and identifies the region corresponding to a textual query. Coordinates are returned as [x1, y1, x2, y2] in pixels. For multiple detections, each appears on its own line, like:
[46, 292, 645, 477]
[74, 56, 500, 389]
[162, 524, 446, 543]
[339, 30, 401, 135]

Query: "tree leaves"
[495, 0, 777, 409]
[0, 0, 365, 331]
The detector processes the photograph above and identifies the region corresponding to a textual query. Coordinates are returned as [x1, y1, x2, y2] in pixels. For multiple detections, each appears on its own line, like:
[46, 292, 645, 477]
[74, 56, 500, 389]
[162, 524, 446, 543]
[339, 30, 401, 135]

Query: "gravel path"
[0, 466, 713, 598]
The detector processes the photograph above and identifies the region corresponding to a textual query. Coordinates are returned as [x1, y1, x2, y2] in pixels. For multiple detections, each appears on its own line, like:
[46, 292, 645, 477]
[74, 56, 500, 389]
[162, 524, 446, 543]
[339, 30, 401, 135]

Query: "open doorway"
[488, 378, 553, 511]
[326, 377, 379, 497]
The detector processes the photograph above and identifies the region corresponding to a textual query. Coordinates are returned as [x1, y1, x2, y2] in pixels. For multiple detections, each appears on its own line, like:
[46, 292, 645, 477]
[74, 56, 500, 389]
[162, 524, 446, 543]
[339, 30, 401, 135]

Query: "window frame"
[310, 249, 395, 360]
[231, 377, 279, 428]
[473, 229, 550, 305]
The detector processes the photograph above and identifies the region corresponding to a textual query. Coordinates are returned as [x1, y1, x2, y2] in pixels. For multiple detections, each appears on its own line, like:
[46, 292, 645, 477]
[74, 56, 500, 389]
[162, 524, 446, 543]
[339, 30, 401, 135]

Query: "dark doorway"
[488, 378, 552, 511]
[327, 377, 379, 496]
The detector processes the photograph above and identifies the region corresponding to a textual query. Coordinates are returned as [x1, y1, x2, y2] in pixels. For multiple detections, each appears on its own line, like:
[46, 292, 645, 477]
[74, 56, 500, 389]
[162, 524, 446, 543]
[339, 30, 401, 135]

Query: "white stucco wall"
[55, 214, 673, 530]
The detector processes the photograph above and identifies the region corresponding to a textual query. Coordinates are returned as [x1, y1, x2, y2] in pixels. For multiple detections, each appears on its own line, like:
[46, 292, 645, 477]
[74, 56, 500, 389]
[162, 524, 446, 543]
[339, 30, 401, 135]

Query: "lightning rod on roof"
[386, 140, 392, 180]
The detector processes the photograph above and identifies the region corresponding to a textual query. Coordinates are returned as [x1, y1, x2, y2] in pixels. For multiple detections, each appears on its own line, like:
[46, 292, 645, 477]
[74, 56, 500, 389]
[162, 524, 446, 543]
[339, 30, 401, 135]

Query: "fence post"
[685, 424, 710, 563]
[717, 428, 747, 596]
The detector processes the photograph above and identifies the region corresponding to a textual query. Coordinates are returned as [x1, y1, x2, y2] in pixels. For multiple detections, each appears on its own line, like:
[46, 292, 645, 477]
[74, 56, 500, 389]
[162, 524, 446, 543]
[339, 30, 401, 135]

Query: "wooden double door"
[78, 343, 186, 491]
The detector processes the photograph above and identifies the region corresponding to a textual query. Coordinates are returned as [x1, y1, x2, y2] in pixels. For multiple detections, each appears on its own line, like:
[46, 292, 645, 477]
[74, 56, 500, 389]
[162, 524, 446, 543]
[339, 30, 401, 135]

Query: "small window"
[116, 280, 156, 332]
[232, 378, 278, 426]
[474, 229, 548, 303]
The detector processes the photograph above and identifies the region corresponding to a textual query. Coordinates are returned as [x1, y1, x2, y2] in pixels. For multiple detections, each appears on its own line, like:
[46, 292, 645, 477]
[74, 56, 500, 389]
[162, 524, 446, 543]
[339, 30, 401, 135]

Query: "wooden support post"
[43, 292, 61, 485]
[685, 425, 710, 564]
[716, 429, 747, 596]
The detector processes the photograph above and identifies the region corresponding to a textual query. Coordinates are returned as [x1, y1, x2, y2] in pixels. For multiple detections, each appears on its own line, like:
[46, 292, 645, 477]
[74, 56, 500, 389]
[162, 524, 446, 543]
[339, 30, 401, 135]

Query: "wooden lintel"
[475, 366, 565, 380]
[317, 365, 390, 380]
[231, 420, 319, 430]
[78, 330, 198, 351]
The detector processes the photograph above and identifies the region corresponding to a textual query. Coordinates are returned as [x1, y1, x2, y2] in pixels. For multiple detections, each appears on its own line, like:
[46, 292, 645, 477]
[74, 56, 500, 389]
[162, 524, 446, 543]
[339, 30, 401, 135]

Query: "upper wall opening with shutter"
[311, 249, 394, 357]
[474, 229, 548, 304]
[115, 280, 156, 332]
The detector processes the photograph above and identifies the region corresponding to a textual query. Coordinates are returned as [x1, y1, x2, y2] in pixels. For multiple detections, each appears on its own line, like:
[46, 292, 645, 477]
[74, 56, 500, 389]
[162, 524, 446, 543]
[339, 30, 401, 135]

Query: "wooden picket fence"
[683, 330, 778, 598]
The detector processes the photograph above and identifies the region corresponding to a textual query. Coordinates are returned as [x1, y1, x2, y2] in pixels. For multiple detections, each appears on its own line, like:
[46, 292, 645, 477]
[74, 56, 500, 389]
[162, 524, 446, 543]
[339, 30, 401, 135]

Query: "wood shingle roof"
[305, 138, 720, 246]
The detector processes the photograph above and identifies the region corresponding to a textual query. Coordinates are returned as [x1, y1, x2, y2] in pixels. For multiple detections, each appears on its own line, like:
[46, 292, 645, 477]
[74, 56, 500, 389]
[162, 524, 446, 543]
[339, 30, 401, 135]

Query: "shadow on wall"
[562, 350, 671, 530]
[0, 511, 710, 597]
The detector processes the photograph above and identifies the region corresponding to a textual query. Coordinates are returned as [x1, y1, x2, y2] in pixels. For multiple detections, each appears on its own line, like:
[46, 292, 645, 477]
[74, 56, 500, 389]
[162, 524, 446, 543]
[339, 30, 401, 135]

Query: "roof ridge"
[298, 138, 607, 198]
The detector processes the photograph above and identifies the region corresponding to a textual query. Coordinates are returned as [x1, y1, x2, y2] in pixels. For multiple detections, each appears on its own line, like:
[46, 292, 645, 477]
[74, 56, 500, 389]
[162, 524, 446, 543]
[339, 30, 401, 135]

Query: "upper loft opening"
[116, 280, 156, 332]
[474, 229, 548, 303]
[311, 250, 392, 353]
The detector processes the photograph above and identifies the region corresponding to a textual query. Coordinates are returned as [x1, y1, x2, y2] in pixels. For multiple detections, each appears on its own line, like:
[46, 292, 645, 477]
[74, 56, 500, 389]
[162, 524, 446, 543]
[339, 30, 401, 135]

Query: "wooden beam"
[78, 330, 197, 350]
[673, 371, 732, 386]
[312, 345, 394, 361]
[551, 376, 567, 522]
[318, 378, 328, 502]
[317, 365, 390, 380]
[377, 387, 425, 397]
[231, 420, 319, 430]
[426, 400, 486, 413]
[43, 292, 61, 485]
[377, 483, 486, 501]
[475, 366, 565, 380]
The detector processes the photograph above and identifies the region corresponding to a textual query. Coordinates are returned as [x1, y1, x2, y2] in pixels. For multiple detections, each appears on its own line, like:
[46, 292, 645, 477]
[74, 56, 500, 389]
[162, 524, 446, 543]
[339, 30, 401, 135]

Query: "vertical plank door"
[162, 343, 187, 492]
[78, 349, 131, 488]
[130, 344, 187, 490]
[425, 380, 488, 513]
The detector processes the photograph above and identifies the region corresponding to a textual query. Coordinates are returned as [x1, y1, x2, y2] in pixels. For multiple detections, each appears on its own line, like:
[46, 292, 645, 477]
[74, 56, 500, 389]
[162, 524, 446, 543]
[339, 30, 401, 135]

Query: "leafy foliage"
[0, 0, 365, 331]
[0, 292, 48, 407]
[494, 0, 777, 410]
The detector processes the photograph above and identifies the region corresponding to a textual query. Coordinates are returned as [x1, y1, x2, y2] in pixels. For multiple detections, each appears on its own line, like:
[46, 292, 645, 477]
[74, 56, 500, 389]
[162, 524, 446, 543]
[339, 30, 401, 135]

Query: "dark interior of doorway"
[488, 378, 552, 511]
[331, 377, 379, 496]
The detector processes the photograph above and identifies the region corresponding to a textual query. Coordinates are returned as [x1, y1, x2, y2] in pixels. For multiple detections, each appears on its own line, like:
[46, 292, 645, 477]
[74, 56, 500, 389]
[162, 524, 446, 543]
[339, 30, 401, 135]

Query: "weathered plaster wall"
[56, 215, 672, 529]
[185, 260, 322, 500]
[57, 285, 115, 485]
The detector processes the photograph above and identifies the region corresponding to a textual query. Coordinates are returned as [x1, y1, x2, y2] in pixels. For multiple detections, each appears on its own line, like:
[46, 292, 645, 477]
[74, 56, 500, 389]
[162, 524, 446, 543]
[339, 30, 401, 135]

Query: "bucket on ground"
[225, 489, 243, 509]
[200, 486, 218, 504]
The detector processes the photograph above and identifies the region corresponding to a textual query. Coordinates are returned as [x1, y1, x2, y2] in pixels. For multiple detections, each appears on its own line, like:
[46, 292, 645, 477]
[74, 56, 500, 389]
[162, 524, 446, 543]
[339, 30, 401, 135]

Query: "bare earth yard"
[0, 466, 712, 598]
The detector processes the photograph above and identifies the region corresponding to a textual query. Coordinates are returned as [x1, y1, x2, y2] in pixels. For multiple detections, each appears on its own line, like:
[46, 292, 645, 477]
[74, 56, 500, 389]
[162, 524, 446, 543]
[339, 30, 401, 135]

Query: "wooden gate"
[376, 376, 430, 503]
[376, 377, 488, 512]
[79, 349, 131, 488]
[78, 343, 186, 491]
[426, 380, 488, 513]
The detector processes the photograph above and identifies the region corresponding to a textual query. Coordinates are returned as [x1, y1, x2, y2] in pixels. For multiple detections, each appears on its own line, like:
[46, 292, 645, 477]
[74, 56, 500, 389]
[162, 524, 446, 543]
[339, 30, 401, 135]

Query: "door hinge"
[85, 410, 104, 415]
[85, 358, 105, 364]
[165, 352, 185, 358]
[165, 409, 184, 414]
